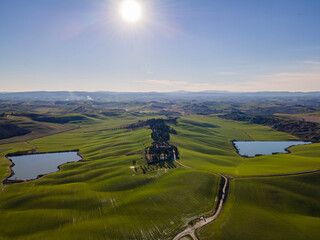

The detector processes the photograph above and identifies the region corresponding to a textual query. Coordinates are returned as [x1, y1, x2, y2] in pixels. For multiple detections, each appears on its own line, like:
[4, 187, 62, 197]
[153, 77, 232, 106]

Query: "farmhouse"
[146, 142, 177, 163]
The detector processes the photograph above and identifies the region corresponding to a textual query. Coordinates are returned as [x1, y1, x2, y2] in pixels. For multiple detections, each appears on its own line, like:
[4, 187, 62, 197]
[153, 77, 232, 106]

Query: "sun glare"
[120, 0, 142, 22]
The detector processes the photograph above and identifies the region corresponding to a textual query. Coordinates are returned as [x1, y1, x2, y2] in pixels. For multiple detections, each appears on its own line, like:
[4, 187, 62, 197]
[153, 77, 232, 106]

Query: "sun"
[120, 0, 142, 22]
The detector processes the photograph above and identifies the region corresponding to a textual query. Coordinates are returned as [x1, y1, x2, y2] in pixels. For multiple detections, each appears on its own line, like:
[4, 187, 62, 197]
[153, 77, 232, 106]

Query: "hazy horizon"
[1, 90, 320, 94]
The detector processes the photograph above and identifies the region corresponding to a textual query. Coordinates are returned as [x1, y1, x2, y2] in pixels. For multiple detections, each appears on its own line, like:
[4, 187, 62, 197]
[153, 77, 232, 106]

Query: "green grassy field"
[0, 114, 220, 239]
[170, 115, 320, 175]
[0, 114, 319, 239]
[198, 172, 320, 240]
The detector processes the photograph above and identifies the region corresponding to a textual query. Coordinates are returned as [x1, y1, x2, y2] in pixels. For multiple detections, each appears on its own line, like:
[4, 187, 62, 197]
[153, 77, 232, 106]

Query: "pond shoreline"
[231, 140, 312, 158]
[2, 150, 85, 189]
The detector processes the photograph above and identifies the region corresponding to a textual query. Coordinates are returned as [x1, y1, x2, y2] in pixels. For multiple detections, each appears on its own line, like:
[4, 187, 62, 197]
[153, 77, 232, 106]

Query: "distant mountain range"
[0, 91, 319, 102]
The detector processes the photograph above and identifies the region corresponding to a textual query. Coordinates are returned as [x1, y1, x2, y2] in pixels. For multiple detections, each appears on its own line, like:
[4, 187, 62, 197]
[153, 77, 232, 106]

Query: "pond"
[8, 151, 81, 181]
[233, 141, 312, 157]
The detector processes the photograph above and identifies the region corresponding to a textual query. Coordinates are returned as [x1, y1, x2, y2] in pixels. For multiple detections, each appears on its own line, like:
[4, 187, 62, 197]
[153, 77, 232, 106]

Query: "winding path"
[173, 173, 228, 240]
[173, 157, 320, 240]
[173, 150, 192, 169]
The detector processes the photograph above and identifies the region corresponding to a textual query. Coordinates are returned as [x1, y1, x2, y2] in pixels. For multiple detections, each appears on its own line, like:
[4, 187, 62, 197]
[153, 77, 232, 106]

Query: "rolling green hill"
[170, 115, 320, 175]
[0, 114, 319, 239]
[198, 173, 320, 240]
[0, 115, 220, 240]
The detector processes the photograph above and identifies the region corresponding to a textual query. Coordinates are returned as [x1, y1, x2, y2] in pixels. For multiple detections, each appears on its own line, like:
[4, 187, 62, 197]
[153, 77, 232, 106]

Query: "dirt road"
[172, 168, 229, 240]
[173, 157, 320, 240]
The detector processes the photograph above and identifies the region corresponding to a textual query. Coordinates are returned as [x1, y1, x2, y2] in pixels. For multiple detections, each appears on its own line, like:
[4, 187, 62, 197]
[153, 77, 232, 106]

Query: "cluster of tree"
[147, 143, 179, 162]
[125, 120, 149, 129]
[147, 119, 179, 162]
[126, 118, 180, 163]
[138, 161, 176, 174]
[221, 111, 320, 142]
[147, 119, 177, 142]
[126, 118, 178, 141]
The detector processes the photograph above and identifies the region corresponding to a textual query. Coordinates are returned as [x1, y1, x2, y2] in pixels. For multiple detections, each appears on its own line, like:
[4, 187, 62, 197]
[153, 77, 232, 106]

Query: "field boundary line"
[232, 168, 320, 179]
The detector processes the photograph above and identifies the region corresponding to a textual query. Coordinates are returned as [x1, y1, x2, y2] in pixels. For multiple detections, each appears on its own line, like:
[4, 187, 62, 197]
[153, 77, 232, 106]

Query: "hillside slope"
[0, 122, 30, 140]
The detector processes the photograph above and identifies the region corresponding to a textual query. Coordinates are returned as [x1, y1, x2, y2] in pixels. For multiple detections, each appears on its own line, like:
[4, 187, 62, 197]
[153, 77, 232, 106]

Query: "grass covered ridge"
[0, 115, 220, 240]
[170, 115, 320, 175]
[0, 114, 319, 239]
[198, 173, 320, 240]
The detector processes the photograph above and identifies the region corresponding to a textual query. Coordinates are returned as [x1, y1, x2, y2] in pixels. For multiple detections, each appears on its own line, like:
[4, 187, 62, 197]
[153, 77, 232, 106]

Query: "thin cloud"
[219, 72, 238, 76]
[303, 61, 320, 68]
[135, 69, 320, 92]
[213, 71, 320, 92]
[142, 80, 187, 86]
[179, 71, 320, 92]
[253, 72, 320, 91]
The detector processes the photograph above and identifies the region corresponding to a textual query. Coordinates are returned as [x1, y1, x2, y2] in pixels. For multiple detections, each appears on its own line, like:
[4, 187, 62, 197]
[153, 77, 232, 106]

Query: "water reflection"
[8, 152, 81, 180]
[233, 141, 311, 157]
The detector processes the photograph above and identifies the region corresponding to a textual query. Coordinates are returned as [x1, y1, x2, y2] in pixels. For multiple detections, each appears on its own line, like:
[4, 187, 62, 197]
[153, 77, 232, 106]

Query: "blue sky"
[1, 0, 320, 92]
